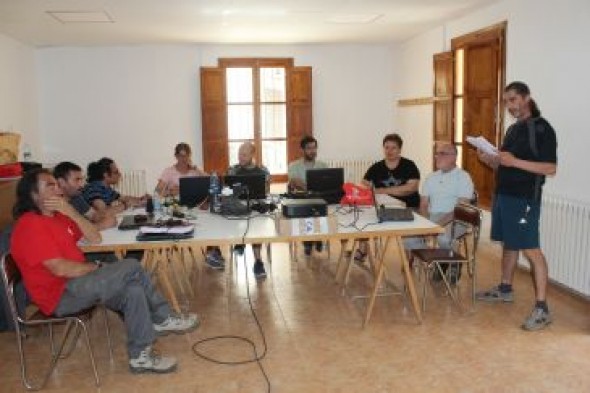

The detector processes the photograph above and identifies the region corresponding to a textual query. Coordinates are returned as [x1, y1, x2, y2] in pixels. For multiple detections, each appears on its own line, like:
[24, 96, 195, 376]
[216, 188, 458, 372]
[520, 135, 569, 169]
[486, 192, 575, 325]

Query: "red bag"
[0, 162, 22, 178]
[340, 183, 373, 206]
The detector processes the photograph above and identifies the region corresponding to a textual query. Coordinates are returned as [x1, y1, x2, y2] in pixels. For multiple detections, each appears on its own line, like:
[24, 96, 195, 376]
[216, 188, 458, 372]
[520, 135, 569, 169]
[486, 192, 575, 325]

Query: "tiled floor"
[1, 236, 590, 393]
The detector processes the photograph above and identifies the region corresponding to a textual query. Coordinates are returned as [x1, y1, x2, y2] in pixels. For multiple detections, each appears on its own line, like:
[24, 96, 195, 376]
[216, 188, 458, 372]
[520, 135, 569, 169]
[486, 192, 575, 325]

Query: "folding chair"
[410, 203, 482, 312]
[0, 253, 111, 390]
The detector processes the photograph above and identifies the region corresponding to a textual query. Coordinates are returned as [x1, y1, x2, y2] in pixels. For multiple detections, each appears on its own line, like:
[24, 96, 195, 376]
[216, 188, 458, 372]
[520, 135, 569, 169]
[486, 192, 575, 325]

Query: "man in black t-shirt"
[353, 133, 421, 263]
[362, 133, 421, 207]
[477, 82, 558, 331]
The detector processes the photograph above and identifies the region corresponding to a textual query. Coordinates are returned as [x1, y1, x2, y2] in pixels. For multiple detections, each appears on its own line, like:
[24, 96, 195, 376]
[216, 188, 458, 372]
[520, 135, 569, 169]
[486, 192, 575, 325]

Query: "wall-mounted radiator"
[534, 194, 590, 297]
[324, 159, 375, 184]
[113, 169, 147, 197]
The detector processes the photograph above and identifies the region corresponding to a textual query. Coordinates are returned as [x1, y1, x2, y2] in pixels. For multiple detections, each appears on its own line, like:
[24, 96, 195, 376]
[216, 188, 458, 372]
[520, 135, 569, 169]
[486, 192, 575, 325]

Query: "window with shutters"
[200, 58, 312, 182]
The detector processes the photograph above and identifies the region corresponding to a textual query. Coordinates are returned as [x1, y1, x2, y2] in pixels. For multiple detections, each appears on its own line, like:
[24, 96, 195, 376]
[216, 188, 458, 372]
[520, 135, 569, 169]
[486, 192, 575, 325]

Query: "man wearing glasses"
[419, 142, 474, 283]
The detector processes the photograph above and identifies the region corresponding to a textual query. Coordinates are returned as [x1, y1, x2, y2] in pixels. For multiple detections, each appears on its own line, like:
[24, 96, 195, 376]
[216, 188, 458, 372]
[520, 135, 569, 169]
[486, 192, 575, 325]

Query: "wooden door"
[287, 66, 313, 163]
[433, 51, 454, 144]
[200, 67, 228, 174]
[452, 22, 506, 209]
[463, 41, 499, 208]
[432, 51, 454, 170]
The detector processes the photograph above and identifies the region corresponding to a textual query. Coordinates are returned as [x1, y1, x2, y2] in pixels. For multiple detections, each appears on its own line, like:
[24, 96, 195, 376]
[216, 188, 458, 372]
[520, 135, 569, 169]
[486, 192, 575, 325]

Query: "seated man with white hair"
[419, 141, 474, 283]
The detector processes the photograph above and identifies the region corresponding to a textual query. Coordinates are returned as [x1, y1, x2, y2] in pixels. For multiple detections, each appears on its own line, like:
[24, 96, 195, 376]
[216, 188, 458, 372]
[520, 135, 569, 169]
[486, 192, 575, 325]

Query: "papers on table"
[139, 224, 194, 234]
[466, 135, 498, 156]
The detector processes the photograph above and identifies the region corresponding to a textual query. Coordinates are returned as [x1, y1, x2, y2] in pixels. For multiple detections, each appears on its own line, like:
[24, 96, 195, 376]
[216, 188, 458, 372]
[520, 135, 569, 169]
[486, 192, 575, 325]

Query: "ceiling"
[0, 0, 500, 47]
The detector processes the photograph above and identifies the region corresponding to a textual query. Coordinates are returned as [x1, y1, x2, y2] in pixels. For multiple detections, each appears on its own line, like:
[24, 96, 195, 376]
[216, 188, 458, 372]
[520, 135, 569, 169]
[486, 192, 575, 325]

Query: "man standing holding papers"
[476, 81, 557, 331]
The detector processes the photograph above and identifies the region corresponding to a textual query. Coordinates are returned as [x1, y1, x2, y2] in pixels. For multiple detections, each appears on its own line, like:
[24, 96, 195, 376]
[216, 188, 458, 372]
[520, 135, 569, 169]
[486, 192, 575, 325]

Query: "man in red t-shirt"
[10, 169, 198, 374]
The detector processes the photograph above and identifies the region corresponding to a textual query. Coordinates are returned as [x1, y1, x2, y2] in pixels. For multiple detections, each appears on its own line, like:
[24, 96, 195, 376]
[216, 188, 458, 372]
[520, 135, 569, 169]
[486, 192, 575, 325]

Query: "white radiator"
[325, 159, 375, 184]
[532, 194, 590, 297]
[114, 169, 147, 197]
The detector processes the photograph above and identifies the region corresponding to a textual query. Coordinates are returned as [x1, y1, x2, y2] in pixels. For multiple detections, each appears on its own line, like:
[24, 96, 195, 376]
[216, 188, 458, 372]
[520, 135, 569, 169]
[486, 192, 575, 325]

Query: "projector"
[281, 198, 327, 218]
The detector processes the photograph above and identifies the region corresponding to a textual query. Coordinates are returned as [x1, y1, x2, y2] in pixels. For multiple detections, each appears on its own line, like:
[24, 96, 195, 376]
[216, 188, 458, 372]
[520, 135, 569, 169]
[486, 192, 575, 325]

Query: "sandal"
[353, 249, 367, 264]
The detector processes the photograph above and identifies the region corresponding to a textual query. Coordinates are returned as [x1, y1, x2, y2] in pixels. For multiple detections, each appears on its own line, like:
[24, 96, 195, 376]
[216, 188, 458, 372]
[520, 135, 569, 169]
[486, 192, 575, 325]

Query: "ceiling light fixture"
[326, 14, 383, 24]
[46, 10, 114, 24]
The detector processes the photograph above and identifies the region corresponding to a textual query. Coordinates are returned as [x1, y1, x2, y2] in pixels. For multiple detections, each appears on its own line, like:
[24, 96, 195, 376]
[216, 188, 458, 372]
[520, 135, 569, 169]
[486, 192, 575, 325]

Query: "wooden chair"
[0, 253, 112, 390]
[410, 203, 482, 312]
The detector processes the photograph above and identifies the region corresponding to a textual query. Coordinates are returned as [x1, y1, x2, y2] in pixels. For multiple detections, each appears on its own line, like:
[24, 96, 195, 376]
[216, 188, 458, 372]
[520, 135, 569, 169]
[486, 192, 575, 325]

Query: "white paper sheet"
[466, 136, 498, 156]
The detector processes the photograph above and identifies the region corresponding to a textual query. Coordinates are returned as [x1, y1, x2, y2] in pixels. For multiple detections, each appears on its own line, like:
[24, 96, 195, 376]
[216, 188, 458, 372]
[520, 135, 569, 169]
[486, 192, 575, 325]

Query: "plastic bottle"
[153, 191, 162, 215]
[22, 144, 32, 162]
[209, 172, 221, 213]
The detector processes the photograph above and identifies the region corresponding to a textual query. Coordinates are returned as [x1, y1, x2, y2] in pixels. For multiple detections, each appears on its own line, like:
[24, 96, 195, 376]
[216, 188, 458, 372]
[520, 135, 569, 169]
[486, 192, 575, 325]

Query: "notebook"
[305, 167, 344, 204]
[223, 174, 267, 200]
[135, 223, 195, 241]
[135, 231, 194, 242]
[371, 185, 414, 222]
[179, 176, 211, 207]
[118, 214, 157, 230]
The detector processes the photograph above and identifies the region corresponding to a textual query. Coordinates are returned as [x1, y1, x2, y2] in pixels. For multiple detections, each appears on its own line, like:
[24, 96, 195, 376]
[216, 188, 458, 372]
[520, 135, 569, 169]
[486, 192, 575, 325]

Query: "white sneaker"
[153, 313, 199, 336]
[129, 346, 177, 374]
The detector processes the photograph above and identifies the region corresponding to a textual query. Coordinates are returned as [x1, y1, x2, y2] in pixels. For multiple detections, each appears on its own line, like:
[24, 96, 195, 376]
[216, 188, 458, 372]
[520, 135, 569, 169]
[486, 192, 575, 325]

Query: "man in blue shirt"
[420, 142, 474, 282]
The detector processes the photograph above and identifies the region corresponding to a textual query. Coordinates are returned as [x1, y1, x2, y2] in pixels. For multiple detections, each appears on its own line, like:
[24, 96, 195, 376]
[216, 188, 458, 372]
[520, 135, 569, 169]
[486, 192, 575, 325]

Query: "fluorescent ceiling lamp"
[326, 14, 383, 24]
[47, 10, 114, 24]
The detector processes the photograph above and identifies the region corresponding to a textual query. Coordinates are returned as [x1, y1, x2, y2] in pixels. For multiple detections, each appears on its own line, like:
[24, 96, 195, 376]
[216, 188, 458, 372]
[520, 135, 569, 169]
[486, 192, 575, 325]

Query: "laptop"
[179, 176, 211, 207]
[118, 214, 157, 230]
[305, 167, 345, 204]
[223, 174, 267, 200]
[371, 185, 414, 222]
[136, 231, 194, 242]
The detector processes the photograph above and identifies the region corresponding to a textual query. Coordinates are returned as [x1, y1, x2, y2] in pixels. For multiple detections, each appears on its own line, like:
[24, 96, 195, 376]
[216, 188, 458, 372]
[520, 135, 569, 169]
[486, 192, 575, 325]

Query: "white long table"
[82, 205, 442, 325]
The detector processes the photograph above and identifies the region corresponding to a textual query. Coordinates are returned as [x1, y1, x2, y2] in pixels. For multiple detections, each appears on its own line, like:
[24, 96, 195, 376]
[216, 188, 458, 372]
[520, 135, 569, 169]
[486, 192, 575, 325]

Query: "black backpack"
[527, 117, 545, 202]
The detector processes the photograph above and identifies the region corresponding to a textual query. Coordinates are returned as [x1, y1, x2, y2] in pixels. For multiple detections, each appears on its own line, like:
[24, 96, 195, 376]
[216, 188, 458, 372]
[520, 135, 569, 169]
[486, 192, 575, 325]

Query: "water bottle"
[209, 172, 221, 213]
[152, 192, 162, 215]
[146, 196, 154, 215]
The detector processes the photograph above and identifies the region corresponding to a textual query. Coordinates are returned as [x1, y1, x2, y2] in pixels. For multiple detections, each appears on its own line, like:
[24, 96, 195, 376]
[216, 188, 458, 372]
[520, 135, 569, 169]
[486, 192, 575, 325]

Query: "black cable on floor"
[191, 213, 271, 393]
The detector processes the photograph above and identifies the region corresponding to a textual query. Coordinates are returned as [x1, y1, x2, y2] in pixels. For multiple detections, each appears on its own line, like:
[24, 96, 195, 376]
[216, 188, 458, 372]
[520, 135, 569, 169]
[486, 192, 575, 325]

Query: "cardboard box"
[0, 178, 19, 230]
[275, 213, 338, 237]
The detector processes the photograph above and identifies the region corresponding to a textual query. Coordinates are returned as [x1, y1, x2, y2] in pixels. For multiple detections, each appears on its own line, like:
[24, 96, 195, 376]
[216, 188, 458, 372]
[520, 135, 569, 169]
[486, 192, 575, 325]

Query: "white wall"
[395, 0, 590, 203]
[38, 44, 396, 188]
[0, 34, 39, 161]
[394, 27, 445, 177]
[37, 45, 201, 189]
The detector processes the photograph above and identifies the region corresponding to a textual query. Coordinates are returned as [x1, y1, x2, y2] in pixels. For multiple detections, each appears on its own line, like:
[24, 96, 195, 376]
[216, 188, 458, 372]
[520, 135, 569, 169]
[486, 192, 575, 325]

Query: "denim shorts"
[491, 193, 541, 250]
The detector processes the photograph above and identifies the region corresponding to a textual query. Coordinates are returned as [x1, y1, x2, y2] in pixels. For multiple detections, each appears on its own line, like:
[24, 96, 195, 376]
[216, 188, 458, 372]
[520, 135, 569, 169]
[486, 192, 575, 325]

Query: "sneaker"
[129, 346, 177, 374]
[253, 259, 267, 278]
[353, 249, 367, 265]
[206, 250, 225, 270]
[476, 285, 514, 303]
[447, 265, 462, 285]
[233, 244, 245, 256]
[154, 313, 199, 336]
[431, 267, 443, 282]
[522, 307, 552, 331]
[303, 242, 313, 257]
[214, 248, 226, 263]
[315, 241, 324, 253]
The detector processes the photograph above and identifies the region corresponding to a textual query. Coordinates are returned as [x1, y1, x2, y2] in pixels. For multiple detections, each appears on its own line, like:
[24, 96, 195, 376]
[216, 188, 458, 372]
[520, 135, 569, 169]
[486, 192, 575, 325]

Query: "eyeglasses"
[434, 151, 456, 156]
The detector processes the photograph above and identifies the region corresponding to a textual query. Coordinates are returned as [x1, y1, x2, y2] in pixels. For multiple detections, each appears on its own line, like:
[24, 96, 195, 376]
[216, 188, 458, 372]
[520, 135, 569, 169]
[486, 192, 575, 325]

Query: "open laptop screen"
[179, 176, 210, 207]
[306, 167, 344, 204]
[223, 174, 267, 200]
